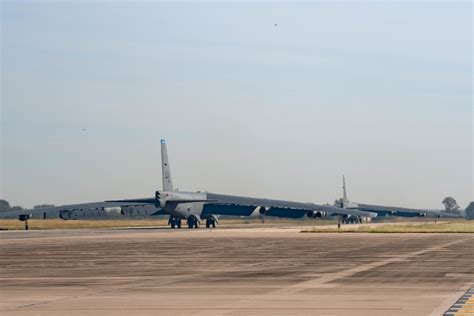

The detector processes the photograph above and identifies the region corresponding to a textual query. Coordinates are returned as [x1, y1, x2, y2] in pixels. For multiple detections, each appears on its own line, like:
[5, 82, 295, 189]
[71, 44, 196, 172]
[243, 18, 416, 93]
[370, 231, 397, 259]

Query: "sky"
[1, 2, 472, 209]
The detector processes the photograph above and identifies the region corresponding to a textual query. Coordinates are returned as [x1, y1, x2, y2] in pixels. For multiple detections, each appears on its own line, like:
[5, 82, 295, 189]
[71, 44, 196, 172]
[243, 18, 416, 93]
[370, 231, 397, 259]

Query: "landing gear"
[341, 216, 362, 225]
[169, 217, 182, 229]
[206, 216, 217, 228]
[187, 215, 199, 229]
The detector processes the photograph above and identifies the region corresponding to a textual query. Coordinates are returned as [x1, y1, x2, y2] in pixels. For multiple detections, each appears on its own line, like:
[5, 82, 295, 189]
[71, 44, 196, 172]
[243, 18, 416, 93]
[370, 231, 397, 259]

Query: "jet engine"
[121, 206, 149, 217]
[249, 206, 269, 222]
[258, 206, 269, 216]
[249, 206, 269, 217]
[306, 210, 327, 219]
[59, 208, 106, 220]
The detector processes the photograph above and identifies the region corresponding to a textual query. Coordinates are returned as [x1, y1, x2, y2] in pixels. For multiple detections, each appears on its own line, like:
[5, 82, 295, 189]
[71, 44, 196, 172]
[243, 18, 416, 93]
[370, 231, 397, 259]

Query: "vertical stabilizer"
[342, 175, 348, 203]
[161, 139, 174, 191]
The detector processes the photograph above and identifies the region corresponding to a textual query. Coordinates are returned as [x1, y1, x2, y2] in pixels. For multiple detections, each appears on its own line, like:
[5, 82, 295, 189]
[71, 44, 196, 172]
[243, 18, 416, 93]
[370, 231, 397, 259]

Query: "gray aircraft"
[0, 140, 377, 228]
[335, 176, 463, 220]
[108, 140, 377, 228]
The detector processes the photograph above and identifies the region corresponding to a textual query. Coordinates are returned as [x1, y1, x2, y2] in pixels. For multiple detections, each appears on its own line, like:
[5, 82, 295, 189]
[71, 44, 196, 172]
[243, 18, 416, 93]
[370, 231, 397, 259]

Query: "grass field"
[0, 218, 337, 230]
[301, 221, 474, 233]
[1, 218, 471, 233]
[0, 219, 170, 230]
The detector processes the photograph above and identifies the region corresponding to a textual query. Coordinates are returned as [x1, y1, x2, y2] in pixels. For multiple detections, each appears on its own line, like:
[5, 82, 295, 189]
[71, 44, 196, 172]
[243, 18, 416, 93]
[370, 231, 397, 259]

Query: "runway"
[1, 227, 473, 315]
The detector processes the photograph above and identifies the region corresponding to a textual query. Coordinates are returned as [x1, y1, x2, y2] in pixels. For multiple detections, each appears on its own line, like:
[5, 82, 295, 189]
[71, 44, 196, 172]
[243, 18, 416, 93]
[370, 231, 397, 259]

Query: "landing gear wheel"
[169, 217, 181, 229]
[205, 216, 217, 229]
[187, 216, 199, 229]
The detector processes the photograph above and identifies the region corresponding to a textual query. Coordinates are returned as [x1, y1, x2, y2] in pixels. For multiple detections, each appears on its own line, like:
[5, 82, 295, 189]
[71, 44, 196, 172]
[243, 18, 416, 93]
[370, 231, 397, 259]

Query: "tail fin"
[161, 139, 174, 191]
[342, 175, 348, 203]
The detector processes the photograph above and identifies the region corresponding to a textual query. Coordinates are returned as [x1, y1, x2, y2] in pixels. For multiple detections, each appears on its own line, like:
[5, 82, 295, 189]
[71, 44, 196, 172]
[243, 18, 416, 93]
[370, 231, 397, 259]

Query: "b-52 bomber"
[335, 176, 462, 221]
[107, 140, 377, 228]
[1, 140, 377, 228]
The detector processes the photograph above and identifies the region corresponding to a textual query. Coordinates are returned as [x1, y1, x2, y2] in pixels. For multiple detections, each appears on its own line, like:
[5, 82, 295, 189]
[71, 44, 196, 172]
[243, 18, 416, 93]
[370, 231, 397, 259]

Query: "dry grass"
[0, 219, 169, 230]
[0, 218, 337, 231]
[3, 218, 466, 232]
[301, 221, 474, 233]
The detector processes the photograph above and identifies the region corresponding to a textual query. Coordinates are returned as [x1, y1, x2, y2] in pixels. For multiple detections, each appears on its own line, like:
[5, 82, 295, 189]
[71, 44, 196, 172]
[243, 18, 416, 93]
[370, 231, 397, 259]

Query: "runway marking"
[275, 236, 473, 293]
[193, 236, 474, 316]
[2, 233, 472, 315]
[5, 272, 215, 311]
[444, 288, 474, 316]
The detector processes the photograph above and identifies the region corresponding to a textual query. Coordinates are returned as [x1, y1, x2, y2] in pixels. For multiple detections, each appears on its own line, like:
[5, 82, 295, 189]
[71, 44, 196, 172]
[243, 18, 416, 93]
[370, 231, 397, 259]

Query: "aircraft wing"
[356, 203, 462, 218]
[202, 193, 377, 218]
[0, 200, 164, 220]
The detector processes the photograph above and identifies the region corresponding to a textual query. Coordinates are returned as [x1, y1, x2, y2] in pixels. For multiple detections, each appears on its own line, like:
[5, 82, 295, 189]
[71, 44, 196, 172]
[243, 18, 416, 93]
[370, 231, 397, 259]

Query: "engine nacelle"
[121, 206, 149, 217]
[249, 206, 269, 219]
[418, 212, 427, 217]
[59, 208, 106, 220]
[306, 210, 326, 218]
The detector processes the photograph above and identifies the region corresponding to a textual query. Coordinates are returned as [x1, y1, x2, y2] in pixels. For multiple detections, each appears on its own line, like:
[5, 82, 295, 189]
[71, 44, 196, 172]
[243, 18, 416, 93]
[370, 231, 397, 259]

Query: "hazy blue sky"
[1, 2, 472, 209]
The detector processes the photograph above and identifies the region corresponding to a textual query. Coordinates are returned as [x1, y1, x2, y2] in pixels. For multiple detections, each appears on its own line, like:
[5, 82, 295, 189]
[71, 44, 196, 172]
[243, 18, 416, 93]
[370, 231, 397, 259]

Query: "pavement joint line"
[2, 230, 473, 315]
[285, 236, 473, 294]
[8, 271, 222, 311]
[7, 261, 291, 312]
[196, 236, 474, 316]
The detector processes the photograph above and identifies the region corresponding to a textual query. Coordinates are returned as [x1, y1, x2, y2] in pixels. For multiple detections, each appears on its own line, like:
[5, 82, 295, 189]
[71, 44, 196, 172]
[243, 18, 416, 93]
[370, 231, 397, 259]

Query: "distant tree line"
[442, 197, 461, 214]
[442, 197, 474, 219]
[0, 199, 55, 213]
[0, 199, 24, 212]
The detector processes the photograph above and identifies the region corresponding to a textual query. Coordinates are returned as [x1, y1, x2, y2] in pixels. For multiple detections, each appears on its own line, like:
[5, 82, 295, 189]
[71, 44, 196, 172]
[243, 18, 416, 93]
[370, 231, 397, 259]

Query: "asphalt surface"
[1, 226, 473, 315]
